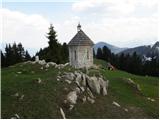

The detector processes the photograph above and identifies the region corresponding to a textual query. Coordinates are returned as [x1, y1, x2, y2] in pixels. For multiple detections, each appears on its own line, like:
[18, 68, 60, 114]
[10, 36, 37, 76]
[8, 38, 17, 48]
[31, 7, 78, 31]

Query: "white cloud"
[1, 8, 50, 52]
[85, 17, 158, 47]
[72, 0, 158, 16]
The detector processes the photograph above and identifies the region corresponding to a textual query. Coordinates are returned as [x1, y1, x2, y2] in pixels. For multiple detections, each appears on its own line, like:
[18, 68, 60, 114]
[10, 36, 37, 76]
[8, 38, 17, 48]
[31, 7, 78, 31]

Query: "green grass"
[1, 60, 159, 118]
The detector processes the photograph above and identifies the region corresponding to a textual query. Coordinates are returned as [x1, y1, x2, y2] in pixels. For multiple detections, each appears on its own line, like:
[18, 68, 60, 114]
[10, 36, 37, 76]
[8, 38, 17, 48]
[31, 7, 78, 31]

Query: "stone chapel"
[68, 23, 94, 68]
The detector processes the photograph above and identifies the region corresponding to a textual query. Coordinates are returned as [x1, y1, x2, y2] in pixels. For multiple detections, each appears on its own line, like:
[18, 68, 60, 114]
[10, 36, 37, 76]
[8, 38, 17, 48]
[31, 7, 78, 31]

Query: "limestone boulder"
[86, 88, 95, 98]
[63, 72, 75, 81]
[48, 62, 56, 66]
[99, 77, 109, 96]
[66, 91, 78, 105]
[45, 63, 49, 68]
[75, 73, 82, 86]
[87, 76, 101, 94]
[19, 95, 24, 100]
[38, 60, 46, 65]
[112, 101, 121, 107]
[124, 78, 141, 92]
[87, 97, 95, 104]
[65, 80, 72, 84]
[60, 107, 66, 119]
[81, 74, 86, 87]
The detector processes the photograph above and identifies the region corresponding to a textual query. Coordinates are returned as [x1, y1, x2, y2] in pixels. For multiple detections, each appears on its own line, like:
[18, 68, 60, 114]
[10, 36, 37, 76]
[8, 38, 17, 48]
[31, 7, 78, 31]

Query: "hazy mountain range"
[93, 42, 127, 54]
[93, 41, 159, 57]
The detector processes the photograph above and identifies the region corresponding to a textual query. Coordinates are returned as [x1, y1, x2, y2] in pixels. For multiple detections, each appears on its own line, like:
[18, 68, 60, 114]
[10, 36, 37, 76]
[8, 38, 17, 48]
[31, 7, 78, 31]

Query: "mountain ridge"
[93, 41, 159, 57]
[93, 42, 127, 54]
[119, 41, 159, 57]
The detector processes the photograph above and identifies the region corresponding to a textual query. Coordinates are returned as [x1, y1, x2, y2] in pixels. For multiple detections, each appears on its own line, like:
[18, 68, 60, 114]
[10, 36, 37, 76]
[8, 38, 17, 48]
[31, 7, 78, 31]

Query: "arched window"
[74, 50, 76, 60]
[87, 49, 89, 59]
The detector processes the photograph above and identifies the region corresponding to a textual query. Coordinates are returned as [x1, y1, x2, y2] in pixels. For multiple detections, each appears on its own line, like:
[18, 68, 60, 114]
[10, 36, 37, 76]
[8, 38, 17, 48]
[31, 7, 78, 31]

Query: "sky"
[1, 0, 159, 55]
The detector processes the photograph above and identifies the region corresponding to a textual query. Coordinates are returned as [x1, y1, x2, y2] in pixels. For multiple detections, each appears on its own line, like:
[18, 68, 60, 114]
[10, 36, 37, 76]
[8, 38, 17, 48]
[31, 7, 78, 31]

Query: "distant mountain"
[119, 41, 159, 57]
[93, 42, 127, 54]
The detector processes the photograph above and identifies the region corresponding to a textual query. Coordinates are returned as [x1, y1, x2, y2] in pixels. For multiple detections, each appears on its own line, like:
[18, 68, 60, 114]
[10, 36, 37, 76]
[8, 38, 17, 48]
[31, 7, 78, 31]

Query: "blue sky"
[1, 0, 158, 55]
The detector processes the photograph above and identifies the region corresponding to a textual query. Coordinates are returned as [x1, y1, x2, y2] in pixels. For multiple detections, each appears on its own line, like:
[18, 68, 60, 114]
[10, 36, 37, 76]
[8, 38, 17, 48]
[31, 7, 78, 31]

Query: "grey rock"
[45, 63, 49, 68]
[82, 96, 87, 103]
[81, 74, 86, 86]
[65, 80, 72, 84]
[48, 62, 56, 66]
[19, 95, 24, 100]
[87, 97, 95, 104]
[112, 101, 121, 107]
[17, 71, 22, 74]
[87, 76, 101, 94]
[67, 91, 78, 105]
[38, 60, 46, 65]
[99, 77, 108, 96]
[60, 107, 66, 119]
[13, 92, 19, 97]
[69, 104, 74, 111]
[37, 78, 42, 84]
[86, 88, 95, 98]
[124, 108, 128, 112]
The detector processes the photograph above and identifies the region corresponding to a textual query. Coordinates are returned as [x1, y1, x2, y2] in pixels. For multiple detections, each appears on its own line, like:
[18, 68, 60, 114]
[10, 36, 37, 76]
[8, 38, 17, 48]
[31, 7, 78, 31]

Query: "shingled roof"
[68, 26, 94, 46]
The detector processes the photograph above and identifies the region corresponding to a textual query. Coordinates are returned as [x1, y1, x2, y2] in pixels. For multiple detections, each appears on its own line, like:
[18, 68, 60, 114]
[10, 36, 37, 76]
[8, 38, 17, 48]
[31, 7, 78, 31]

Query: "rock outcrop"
[57, 70, 109, 118]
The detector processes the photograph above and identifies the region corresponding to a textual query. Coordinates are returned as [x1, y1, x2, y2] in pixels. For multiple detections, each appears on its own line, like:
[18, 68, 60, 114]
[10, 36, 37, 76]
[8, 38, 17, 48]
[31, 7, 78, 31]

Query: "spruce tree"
[25, 50, 31, 61]
[61, 42, 69, 63]
[93, 48, 96, 58]
[17, 43, 25, 62]
[102, 46, 111, 62]
[96, 48, 103, 59]
[46, 24, 61, 63]
[1, 51, 5, 67]
[5, 44, 13, 66]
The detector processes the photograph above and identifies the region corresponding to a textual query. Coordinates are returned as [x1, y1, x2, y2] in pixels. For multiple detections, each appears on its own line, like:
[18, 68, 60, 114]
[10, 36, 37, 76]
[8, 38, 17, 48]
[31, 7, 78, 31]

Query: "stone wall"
[69, 46, 93, 68]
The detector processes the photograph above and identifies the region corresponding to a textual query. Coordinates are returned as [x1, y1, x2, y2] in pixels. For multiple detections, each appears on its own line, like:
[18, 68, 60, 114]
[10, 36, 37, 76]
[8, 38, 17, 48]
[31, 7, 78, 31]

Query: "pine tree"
[5, 44, 13, 66]
[93, 48, 96, 58]
[129, 52, 142, 74]
[61, 42, 69, 63]
[12, 42, 19, 64]
[1, 51, 6, 67]
[25, 50, 31, 61]
[96, 48, 103, 59]
[17, 43, 25, 62]
[46, 24, 61, 63]
[118, 53, 125, 70]
[102, 46, 111, 62]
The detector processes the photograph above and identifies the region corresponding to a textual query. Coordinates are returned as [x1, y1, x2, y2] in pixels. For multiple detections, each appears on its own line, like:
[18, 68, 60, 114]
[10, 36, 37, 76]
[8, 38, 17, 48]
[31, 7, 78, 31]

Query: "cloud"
[72, 0, 158, 16]
[1, 8, 50, 52]
[82, 17, 157, 47]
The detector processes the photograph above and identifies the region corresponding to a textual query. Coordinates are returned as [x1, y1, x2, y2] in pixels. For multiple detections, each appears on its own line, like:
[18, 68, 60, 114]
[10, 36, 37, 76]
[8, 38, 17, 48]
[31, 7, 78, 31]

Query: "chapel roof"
[68, 24, 94, 46]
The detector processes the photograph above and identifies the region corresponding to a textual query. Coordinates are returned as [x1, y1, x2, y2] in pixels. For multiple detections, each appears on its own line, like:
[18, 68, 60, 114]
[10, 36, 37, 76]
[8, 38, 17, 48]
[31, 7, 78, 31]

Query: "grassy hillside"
[1, 60, 159, 118]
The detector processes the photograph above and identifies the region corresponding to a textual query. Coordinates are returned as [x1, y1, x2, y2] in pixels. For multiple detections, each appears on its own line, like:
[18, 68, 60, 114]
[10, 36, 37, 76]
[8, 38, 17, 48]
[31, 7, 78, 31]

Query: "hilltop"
[1, 59, 159, 119]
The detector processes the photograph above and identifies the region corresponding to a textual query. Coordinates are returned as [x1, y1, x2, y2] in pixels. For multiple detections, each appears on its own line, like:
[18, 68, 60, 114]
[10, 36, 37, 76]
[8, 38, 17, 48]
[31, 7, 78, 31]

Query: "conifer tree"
[102, 46, 111, 62]
[46, 24, 61, 63]
[25, 50, 31, 61]
[93, 48, 96, 58]
[96, 48, 103, 59]
[61, 42, 69, 63]
[1, 51, 5, 67]
[17, 43, 25, 62]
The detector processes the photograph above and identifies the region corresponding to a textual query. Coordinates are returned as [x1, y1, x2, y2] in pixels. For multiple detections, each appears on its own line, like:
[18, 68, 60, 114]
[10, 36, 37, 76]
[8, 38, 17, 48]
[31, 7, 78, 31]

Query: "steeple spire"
[77, 22, 81, 32]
